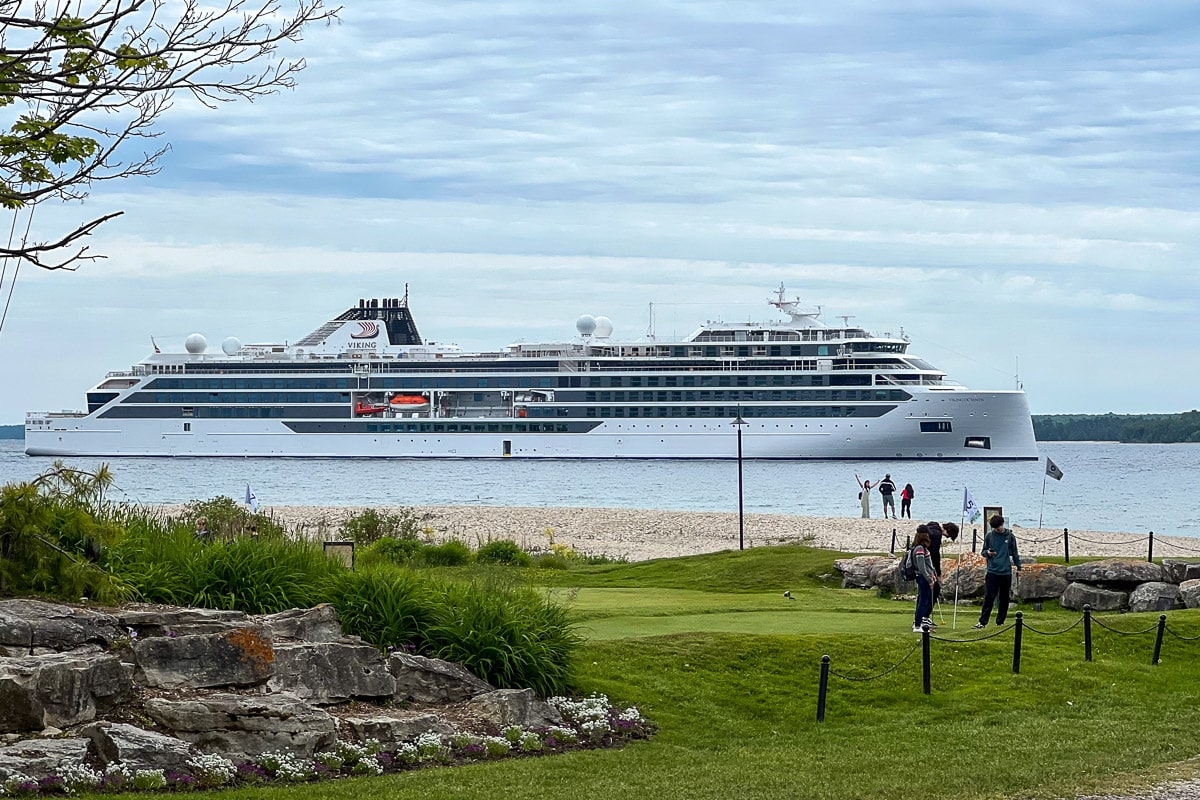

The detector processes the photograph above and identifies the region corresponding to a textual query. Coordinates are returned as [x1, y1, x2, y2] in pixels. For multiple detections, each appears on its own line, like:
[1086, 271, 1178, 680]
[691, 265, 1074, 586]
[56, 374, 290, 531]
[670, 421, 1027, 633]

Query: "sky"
[1, 0, 1198, 423]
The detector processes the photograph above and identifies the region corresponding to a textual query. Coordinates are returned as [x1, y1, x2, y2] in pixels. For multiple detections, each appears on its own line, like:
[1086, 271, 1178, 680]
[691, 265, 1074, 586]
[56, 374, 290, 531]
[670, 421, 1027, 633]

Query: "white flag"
[245, 484, 259, 512]
[963, 487, 981, 523]
[1045, 457, 1064, 481]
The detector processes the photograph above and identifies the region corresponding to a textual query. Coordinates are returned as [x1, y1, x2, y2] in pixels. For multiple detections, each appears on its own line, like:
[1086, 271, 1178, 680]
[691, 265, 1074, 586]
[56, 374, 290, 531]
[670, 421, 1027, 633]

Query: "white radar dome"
[594, 316, 613, 339]
[184, 333, 208, 354]
[575, 314, 597, 336]
[221, 336, 242, 356]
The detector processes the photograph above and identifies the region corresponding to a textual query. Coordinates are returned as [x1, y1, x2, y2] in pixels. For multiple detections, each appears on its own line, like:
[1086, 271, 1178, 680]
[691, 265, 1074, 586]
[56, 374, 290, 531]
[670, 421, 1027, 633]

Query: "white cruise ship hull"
[26, 389, 1036, 460]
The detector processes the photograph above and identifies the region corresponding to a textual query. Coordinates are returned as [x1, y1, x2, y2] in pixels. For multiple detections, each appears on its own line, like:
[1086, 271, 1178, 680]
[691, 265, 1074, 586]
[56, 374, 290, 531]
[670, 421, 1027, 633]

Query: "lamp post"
[731, 410, 747, 550]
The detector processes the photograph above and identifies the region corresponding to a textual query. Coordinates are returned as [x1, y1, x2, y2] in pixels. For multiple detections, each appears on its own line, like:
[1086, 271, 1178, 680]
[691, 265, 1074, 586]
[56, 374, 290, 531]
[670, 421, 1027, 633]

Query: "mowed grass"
[151, 546, 1200, 800]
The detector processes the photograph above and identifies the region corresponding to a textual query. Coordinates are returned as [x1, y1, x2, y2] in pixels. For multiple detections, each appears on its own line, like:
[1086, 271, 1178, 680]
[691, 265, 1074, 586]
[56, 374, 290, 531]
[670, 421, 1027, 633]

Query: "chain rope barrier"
[1067, 533, 1152, 546]
[1164, 624, 1200, 642]
[1022, 616, 1084, 636]
[1155, 538, 1200, 555]
[931, 623, 1015, 643]
[1090, 616, 1160, 635]
[827, 638, 921, 682]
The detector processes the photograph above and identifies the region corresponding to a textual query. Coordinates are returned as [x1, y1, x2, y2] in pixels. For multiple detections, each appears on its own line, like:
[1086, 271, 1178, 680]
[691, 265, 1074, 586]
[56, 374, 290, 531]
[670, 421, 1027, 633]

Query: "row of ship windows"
[144, 372, 882, 391]
[367, 423, 571, 433]
[579, 407, 870, 418]
[130, 388, 912, 405]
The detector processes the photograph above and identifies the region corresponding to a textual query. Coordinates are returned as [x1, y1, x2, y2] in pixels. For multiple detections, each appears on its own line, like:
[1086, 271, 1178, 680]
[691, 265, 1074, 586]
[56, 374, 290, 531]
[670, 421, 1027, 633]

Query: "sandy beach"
[165, 504, 1200, 563]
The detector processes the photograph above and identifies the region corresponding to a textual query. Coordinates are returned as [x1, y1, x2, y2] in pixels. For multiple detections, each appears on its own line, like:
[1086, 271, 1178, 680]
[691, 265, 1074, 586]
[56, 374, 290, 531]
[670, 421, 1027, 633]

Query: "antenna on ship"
[403, 283, 409, 307]
[646, 302, 656, 340]
[837, 315, 855, 329]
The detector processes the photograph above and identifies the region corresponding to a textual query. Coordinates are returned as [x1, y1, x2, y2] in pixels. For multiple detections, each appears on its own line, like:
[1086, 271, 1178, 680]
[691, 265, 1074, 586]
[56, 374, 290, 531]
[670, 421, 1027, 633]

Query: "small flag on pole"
[963, 487, 981, 523]
[245, 484, 259, 512]
[1045, 457, 1064, 481]
[151, 337, 160, 354]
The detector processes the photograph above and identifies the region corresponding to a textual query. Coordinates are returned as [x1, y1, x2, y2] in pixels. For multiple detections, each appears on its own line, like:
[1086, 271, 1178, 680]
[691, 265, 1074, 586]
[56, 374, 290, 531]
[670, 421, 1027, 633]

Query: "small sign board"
[983, 506, 1004, 530]
[323, 540, 355, 570]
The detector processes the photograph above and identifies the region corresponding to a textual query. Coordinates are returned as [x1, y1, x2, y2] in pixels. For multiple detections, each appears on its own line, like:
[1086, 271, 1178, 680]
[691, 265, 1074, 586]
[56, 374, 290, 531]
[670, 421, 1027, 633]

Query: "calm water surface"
[1, 440, 1196, 538]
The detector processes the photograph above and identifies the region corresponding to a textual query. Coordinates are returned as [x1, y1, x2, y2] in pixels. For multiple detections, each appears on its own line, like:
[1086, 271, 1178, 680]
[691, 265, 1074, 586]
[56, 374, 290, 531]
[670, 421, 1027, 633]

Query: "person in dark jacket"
[910, 527, 938, 632]
[974, 515, 1022, 628]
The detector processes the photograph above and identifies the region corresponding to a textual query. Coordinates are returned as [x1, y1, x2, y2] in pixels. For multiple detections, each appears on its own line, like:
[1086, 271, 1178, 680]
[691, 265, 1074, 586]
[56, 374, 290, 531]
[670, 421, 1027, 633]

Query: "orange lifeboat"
[355, 401, 387, 416]
[389, 394, 430, 411]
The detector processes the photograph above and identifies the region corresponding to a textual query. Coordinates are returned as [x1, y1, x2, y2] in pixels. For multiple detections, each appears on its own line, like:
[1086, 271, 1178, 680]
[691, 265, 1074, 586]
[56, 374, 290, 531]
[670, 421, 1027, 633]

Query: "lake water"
[0, 439, 1196, 539]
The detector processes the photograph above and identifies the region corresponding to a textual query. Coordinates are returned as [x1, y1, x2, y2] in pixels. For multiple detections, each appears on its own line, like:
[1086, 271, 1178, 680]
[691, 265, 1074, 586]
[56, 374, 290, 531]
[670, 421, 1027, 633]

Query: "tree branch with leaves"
[0, 0, 339, 271]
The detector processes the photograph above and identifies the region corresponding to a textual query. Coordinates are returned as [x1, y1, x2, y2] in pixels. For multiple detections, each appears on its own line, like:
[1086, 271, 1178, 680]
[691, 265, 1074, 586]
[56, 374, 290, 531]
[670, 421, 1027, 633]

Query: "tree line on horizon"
[1033, 411, 1200, 443]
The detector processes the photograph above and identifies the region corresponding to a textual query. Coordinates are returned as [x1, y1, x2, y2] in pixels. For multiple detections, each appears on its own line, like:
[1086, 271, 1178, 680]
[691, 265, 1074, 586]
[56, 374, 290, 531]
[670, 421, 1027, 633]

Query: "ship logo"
[351, 322, 380, 339]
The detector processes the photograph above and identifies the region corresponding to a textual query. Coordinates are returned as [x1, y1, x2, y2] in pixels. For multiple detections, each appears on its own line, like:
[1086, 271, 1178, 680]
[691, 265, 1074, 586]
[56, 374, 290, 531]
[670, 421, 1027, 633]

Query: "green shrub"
[322, 568, 439, 651]
[531, 553, 572, 570]
[421, 540, 472, 567]
[428, 579, 580, 696]
[181, 496, 285, 540]
[339, 508, 422, 546]
[364, 536, 425, 566]
[475, 540, 532, 567]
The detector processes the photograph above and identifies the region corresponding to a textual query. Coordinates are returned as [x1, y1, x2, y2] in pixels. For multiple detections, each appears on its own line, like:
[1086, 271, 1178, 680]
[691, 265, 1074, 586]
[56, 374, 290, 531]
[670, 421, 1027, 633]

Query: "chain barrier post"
[972, 528, 978, 554]
[1063, 528, 1070, 565]
[817, 655, 830, 722]
[1148, 531, 1154, 563]
[1012, 611, 1023, 674]
[1152, 616, 1166, 665]
[891, 529, 897, 555]
[1083, 605, 1092, 662]
[922, 625, 931, 695]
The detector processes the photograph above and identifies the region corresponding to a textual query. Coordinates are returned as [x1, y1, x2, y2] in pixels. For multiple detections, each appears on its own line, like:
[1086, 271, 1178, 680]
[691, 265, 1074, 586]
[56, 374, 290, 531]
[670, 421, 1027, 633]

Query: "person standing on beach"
[910, 527, 938, 632]
[855, 474, 873, 518]
[900, 483, 915, 519]
[974, 515, 1022, 628]
[877, 474, 898, 519]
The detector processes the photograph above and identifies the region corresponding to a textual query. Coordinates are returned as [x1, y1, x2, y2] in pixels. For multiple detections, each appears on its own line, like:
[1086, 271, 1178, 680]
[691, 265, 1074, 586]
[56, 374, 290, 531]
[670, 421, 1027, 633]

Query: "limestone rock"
[144, 692, 336, 759]
[1128, 582, 1183, 613]
[1180, 579, 1200, 609]
[268, 641, 395, 703]
[1060, 582, 1127, 612]
[339, 713, 453, 746]
[132, 627, 274, 689]
[467, 689, 562, 730]
[833, 556, 897, 589]
[0, 738, 90, 781]
[941, 554, 987, 599]
[0, 599, 122, 651]
[82, 722, 198, 773]
[118, 608, 251, 639]
[1065, 560, 1165, 586]
[389, 652, 493, 704]
[0, 651, 131, 732]
[259, 605, 343, 643]
[1016, 564, 1069, 601]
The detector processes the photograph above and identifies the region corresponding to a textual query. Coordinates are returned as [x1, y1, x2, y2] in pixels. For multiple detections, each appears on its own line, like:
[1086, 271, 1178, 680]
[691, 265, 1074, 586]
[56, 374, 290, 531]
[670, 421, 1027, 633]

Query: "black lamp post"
[731, 410, 747, 550]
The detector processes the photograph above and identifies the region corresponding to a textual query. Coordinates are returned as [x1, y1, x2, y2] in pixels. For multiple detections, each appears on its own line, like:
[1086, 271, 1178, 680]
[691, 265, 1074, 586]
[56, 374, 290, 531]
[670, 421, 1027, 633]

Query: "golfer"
[910, 527, 939, 632]
[974, 515, 1022, 628]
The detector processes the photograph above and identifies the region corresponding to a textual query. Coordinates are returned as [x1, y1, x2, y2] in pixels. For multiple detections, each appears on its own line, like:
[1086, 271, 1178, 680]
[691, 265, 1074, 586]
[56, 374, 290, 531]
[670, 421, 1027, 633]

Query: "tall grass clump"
[110, 515, 343, 613]
[475, 540, 532, 568]
[359, 536, 425, 568]
[321, 568, 440, 651]
[421, 540, 472, 566]
[428, 577, 581, 697]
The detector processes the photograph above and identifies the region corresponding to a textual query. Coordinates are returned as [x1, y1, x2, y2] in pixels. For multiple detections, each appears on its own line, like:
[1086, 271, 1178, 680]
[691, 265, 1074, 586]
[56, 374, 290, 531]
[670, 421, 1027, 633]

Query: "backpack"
[900, 546, 919, 581]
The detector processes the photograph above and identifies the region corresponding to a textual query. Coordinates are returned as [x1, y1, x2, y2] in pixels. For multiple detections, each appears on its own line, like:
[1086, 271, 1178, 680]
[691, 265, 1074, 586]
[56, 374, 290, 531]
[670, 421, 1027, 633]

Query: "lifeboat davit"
[390, 394, 430, 411]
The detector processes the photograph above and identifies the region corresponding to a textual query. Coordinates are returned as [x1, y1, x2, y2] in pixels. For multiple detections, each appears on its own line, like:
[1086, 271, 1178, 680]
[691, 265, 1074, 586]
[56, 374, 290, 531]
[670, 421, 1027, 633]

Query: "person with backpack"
[877, 474, 898, 519]
[906, 525, 938, 632]
[974, 514, 1023, 628]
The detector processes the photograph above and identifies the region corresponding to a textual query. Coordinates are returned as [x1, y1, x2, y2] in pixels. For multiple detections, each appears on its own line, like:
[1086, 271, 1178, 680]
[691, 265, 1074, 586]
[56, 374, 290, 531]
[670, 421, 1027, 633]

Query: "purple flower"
[236, 763, 268, 780]
[313, 763, 332, 777]
[168, 772, 197, 788]
[39, 775, 66, 791]
[375, 752, 395, 766]
[462, 744, 486, 758]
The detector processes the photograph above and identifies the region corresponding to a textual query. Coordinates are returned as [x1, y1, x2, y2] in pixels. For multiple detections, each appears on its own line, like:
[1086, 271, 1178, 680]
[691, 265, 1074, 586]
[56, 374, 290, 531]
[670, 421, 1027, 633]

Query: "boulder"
[0, 651, 131, 732]
[1180, 579, 1200, 610]
[132, 627, 274, 689]
[143, 692, 336, 759]
[941, 554, 988, 599]
[1016, 564, 1069, 601]
[118, 608, 251, 639]
[467, 689, 562, 730]
[833, 556, 896, 589]
[259, 605, 342, 643]
[82, 722, 198, 773]
[1128, 582, 1183, 613]
[0, 738, 90, 781]
[339, 713, 453, 746]
[1060, 582, 1127, 612]
[389, 653, 493, 704]
[268, 641, 395, 703]
[1065, 560, 1165, 586]
[0, 600, 122, 652]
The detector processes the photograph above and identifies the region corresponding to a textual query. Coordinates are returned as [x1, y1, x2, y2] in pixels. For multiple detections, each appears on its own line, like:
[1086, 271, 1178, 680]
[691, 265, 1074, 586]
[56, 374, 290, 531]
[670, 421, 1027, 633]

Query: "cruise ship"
[25, 287, 1038, 460]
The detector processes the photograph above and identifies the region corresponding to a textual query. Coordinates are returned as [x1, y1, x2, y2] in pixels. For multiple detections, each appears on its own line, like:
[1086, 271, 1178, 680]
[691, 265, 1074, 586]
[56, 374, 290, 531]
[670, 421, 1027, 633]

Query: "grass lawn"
[152, 546, 1200, 800]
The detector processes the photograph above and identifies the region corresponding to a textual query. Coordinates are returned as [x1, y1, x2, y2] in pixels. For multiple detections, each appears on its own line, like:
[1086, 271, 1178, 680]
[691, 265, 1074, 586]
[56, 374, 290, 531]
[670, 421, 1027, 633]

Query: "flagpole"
[1038, 476, 1046, 529]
